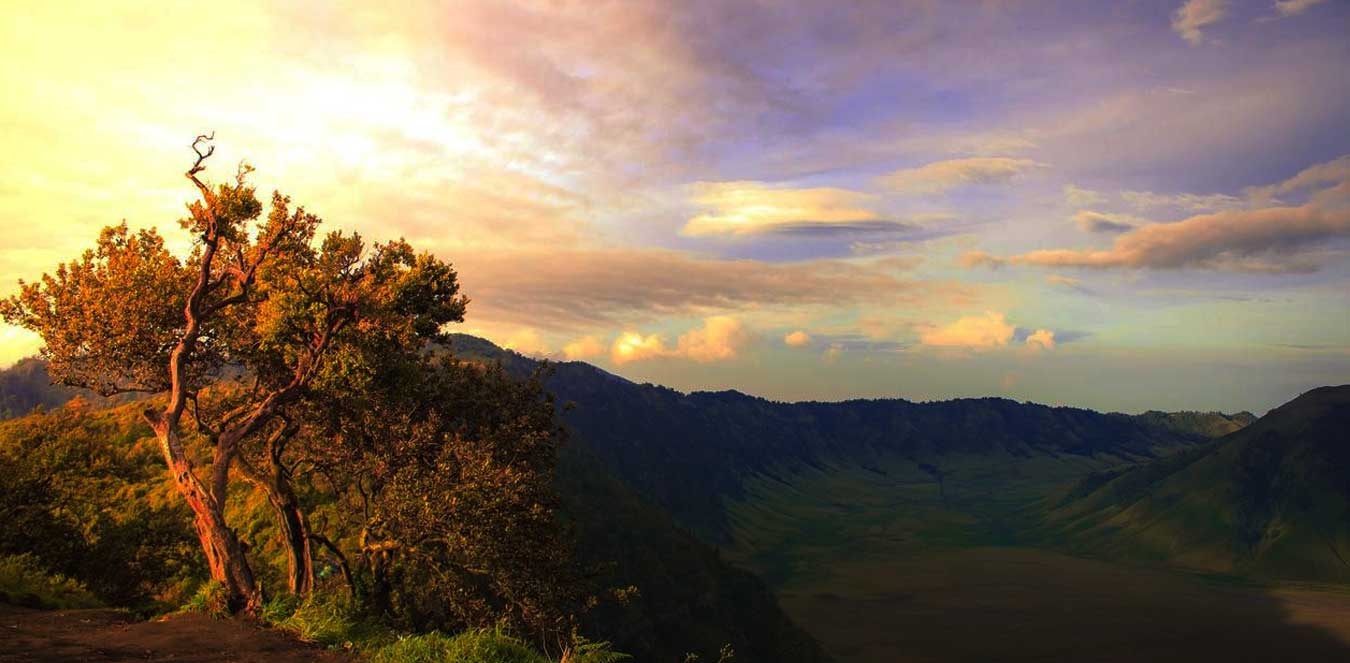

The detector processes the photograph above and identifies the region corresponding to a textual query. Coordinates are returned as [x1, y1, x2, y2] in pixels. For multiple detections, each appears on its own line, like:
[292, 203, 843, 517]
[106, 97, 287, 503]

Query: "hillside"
[443, 334, 1252, 543]
[0, 355, 827, 663]
[1039, 385, 1350, 581]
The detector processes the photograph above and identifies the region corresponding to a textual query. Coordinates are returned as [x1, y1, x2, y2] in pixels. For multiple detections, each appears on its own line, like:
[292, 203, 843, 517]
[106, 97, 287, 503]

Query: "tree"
[294, 349, 583, 638]
[1, 135, 467, 612]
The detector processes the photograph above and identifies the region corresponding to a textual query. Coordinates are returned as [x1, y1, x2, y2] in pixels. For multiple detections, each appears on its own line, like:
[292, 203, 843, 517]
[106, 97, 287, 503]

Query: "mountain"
[1039, 385, 1350, 582]
[440, 336, 1250, 544]
[0, 358, 80, 419]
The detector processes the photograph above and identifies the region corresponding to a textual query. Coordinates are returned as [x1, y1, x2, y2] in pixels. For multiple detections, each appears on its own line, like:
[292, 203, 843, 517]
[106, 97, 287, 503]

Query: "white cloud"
[877, 157, 1043, 195]
[681, 181, 881, 236]
[1172, 0, 1229, 45]
[1063, 184, 1105, 207]
[1275, 0, 1328, 17]
[1121, 190, 1244, 212]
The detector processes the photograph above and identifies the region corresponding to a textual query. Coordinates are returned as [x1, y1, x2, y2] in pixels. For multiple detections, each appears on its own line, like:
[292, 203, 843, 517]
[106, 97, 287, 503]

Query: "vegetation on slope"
[1039, 385, 1350, 581]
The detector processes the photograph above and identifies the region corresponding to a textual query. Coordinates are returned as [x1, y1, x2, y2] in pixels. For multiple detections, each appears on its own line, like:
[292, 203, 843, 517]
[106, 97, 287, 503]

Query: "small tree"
[1, 136, 466, 612]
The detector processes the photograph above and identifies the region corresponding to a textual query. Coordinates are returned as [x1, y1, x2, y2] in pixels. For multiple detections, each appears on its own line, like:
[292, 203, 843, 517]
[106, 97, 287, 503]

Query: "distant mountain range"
[442, 335, 1255, 544]
[1039, 384, 1350, 582]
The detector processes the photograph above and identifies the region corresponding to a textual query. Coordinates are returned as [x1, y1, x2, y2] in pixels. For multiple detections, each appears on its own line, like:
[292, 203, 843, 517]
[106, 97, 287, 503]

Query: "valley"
[716, 450, 1350, 661]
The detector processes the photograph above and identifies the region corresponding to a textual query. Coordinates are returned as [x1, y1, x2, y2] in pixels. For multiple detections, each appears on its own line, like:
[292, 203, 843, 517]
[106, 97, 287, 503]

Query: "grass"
[368, 629, 548, 663]
[0, 553, 102, 610]
[255, 593, 628, 663]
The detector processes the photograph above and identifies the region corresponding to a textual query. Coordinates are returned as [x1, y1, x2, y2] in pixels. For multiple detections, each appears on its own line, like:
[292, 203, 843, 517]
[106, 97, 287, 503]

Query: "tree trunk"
[151, 421, 261, 613]
[238, 458, 314, 595]
[266, 477, 314, 595]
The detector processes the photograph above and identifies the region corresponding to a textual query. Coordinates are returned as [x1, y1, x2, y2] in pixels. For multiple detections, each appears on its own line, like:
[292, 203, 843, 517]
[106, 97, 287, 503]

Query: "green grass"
[257, 593, 628, 663]
[0, 553, 102, 609]
[368, 628, 548, 663]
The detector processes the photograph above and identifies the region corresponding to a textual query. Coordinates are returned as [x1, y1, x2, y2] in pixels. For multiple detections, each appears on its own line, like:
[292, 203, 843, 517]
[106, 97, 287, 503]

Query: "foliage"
[0, 139, 471, 610]
[0, 403, 201, 610]
[179, 580, 230, 619]
[368, 628, 550, 663]
[0, 553, 102, 609]
[301, 356, 584, 638]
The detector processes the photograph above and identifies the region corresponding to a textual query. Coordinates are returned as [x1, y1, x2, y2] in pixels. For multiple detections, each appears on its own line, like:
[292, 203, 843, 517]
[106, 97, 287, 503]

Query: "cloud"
[610, 316, 749, 364]
[1044, 274, 1081, 288]
[919, 312, 1015, 350]
[1073, 210, 1139, 234]
[1245, 155, 1350, 202]
[1275, 0, 1329, 17]
[675, 315, 748, 362]
[497, 328, 551, 357]
[681, 181, 886, 236]
[1172, 0, 1229, 45]
[969, 159, 1350, 273]
[1063, 184, 1105, 208]
[822, 343, 843, 365]
[1121, 190, 1244, 212]
[453, 248, 973, 332]
[562, 335, 605, 361]
[877, 157, 1043, 195]
[611, 332, 670, 365]
[784, 330, 812, 347]
[1025, 329, 1056, 351]
[969, 204, 1350, 272]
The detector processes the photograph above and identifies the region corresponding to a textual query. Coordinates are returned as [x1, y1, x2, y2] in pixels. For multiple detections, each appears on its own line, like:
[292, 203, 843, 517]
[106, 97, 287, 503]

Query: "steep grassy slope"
[1039, 385, 1350, 581]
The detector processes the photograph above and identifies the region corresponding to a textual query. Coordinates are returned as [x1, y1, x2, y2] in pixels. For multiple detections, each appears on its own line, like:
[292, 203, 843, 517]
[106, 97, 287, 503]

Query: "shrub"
[179, 580, 230, 619]
[0, 553, 101, 609]
[368, 628, 548, 663]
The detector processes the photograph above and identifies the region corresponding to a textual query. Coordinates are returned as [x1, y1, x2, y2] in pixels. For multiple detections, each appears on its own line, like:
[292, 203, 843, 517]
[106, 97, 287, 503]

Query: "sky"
[2, 0, 1348, 414]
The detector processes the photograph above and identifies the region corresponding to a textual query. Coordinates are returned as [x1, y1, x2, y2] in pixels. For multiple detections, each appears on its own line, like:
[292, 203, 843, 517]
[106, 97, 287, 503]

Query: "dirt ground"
[0, 604, 353, 662]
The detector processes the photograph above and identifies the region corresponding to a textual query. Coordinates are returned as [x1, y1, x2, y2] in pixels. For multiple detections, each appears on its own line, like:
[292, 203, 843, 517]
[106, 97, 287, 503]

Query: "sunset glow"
[3, 1, 1348, 412]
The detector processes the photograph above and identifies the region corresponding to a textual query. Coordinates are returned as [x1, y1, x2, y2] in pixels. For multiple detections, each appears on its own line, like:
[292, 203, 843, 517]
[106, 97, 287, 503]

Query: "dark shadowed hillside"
[443, 334, 1251, 543]
[0, 359, 80, 419]
[1040, 385, 1350, 581]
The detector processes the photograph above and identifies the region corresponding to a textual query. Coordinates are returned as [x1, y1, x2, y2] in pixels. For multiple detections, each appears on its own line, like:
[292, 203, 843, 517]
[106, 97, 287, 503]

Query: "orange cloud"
[454, 248, 973, 332]
[972, 205, 1350, 273]
[784, 330, 812, 347]
[1025, 329, 1056, 351]
[611, 317, 750, 364]
[498, 328, 551, 357]
[562, 336, 605, 361]
[919, 312, 1015, 350]
[611, 332, 670, 365]
[676, 316, 748, 362]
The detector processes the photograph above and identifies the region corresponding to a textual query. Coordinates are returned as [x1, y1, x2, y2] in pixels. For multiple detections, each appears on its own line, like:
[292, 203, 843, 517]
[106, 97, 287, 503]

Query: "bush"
[368, 628, 548, 663]
[0, 553, 101, 609]
[179, 580, 230, 619]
